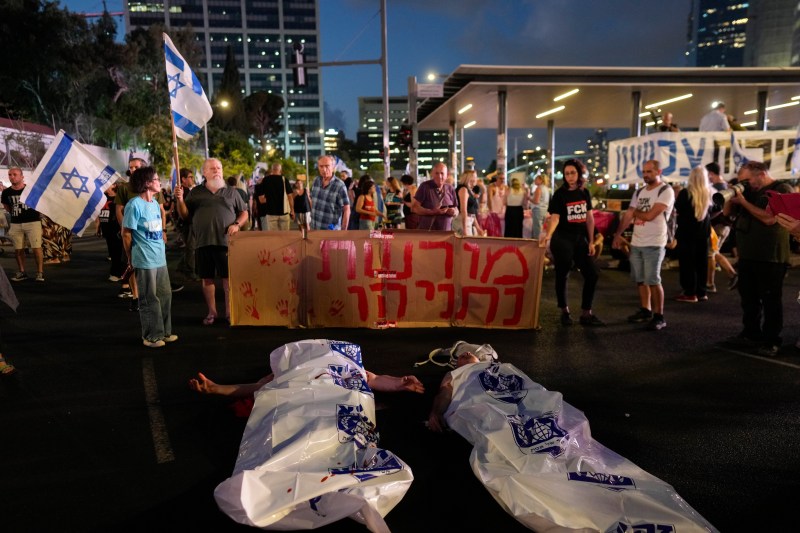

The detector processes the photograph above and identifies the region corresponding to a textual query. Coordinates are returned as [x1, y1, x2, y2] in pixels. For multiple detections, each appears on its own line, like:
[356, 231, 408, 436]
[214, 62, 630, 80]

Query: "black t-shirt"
[548, 186, 591, 237]
[1, 186, 41, 223]
[254, 174, 293, 216]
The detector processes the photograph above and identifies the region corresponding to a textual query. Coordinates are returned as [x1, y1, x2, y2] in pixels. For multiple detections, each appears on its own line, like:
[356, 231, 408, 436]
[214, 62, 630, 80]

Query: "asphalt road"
[2, 234, 799, 532]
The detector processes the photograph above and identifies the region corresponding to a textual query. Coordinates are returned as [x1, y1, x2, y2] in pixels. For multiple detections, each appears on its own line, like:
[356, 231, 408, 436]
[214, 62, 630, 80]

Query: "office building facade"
[125, 0, 323, 163]
[357, 96, 449, 171]
[688, 0, 797, 67]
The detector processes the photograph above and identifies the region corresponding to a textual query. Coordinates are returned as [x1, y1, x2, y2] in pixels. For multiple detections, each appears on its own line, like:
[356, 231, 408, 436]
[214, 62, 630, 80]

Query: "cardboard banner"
[608, 130, 797, 184]
[228, 230, 544, 329]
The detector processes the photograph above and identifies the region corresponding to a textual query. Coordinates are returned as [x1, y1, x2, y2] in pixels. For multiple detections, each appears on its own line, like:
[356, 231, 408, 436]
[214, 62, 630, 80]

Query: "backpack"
[632, 184, 676, 244]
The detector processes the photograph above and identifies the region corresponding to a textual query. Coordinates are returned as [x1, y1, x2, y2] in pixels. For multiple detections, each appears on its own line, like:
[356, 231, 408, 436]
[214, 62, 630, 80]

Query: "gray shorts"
[629, 245, 665, 286]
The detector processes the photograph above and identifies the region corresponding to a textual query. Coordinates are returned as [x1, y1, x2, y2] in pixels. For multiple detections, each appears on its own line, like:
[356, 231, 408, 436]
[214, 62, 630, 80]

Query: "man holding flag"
[15, 131, 122, 286]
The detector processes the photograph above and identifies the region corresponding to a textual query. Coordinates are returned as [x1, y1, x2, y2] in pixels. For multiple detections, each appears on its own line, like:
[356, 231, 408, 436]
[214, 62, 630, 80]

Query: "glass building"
[356, 96, 449, 171]
[125, 0, 324, 163]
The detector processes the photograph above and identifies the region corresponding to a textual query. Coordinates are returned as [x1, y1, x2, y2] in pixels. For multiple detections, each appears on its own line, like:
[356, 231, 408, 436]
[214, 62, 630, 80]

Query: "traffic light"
[397, 122, 413, 149]
[292, 42, 307, 88]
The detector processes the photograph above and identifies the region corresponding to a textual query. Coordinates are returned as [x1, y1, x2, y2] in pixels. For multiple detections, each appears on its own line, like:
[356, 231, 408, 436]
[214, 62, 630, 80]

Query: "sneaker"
[706, 284, 717, 293]
[163, 334, 178, 343]
[698, 295, 709, 301]
[727, 273, 739, 291]
[129, 298, 139, 312]
[646, 316, 667, 331]
[756, 344, 780, 357]
[627, 308, 653, 323]
[675, 294, 698, 303]
[170, 282, 184, 293]
[560, 312, 574, 326]
[35, 272, 44, 282]
[108, 275, 121, 282]
[143, 339, 165, 348]
[118, 287, 133, 298]
[579, 314, 606, 326]
[11, 271, 28, 282]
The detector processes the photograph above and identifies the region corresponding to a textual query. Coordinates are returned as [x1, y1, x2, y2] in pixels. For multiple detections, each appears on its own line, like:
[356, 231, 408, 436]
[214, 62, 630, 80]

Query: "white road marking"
[142, 357, 175, 463]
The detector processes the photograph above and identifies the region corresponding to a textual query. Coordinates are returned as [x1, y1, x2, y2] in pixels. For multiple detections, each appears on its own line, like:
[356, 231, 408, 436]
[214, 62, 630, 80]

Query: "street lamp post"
[205, 99, 229, 158]
[510, 132, 533, 168]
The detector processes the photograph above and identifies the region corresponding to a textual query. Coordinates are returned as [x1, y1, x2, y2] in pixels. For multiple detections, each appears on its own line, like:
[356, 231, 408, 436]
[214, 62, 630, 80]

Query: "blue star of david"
[168, 72, 185, 99]
[60, 167, 90, 198]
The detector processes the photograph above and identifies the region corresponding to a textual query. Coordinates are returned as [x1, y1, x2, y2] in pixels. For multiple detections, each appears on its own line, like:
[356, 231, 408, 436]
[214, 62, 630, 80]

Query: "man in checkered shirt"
[309, 155, 350, 230]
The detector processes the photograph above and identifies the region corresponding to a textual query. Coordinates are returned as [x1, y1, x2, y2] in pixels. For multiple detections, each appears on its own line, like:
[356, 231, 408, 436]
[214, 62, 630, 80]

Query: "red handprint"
[244, 304, 260, 319]
[258, 249, 276, 266]
[282, 248, 299, 265]
[276, 299, 289, 317]
[328, 299, 344, 317]
[239, 281, 256, 298]
[288, 278, 298, 295]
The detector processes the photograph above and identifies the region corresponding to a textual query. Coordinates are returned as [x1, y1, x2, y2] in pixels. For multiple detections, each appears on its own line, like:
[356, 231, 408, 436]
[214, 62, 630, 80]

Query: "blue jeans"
[136, 265, 172, 342]
[629, 245, 665, 286]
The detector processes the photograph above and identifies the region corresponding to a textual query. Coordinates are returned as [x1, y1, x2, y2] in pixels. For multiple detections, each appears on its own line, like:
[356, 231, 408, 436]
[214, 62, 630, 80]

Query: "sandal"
[0, 358, 16, 375]
[202, 314, 216, 326]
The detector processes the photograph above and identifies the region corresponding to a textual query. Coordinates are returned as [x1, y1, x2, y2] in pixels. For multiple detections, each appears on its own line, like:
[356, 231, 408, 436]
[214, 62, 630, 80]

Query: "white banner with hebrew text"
[609, 130, 797, 184]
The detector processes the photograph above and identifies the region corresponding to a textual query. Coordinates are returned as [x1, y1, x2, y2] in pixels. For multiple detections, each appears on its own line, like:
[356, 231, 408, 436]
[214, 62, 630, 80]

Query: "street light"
[204, 99, 230, 158]
[509, 132, 534, 168]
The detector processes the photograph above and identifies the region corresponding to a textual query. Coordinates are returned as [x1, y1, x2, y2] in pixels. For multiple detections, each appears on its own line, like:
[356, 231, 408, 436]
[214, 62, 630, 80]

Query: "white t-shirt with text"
[630, 183, 675, 247]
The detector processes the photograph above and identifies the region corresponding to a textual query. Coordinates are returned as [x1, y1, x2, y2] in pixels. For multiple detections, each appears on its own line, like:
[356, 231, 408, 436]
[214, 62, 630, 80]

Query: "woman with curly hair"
[539, 159, 603, 326]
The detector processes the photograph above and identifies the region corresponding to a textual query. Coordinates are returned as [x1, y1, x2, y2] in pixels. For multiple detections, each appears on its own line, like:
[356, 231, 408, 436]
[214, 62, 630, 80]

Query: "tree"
[0, 1, 91, 126]
[213, 45, 247, 134]
[243, 91, 284, 154]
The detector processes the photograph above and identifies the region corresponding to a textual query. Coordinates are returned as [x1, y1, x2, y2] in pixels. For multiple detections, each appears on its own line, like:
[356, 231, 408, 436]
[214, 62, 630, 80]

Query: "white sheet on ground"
[214, 339, 413, 532]
[445, 361, 718, 533]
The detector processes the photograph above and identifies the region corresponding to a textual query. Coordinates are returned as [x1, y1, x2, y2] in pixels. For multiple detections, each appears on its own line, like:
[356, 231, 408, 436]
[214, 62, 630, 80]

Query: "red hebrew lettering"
[416, 280, 435, 299]
[462, 241, 481, 279]
[347, 285, 369, 321]
[502, 287, 525, 326]
[482, 246, 529, 284]
[368, 281, 386, 318]
[414, 280, 454, 318]
[317, 240, 357, 281]
[387, 241, 414, 280]
[362, 240, 375, 277]
[420, 240, 454, 278]
[386, 282, 408, 318]
[456, 286, 499, 323]
[437, 283, 455, 318]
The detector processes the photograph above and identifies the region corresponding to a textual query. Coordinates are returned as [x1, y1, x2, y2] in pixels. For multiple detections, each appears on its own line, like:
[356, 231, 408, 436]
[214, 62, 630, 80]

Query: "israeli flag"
[731, 132, 762, 170]
[164, 33, 213, 140]
[21, 131, 121, 237]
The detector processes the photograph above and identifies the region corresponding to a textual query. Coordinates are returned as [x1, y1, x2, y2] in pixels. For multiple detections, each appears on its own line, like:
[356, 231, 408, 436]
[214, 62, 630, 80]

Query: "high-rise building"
[693, 0, 750, 67]
[689, 0, 797, 68]
[125, 0, 323, 163]
[743, 0, 796, 67]
[356, 96, 448, 171]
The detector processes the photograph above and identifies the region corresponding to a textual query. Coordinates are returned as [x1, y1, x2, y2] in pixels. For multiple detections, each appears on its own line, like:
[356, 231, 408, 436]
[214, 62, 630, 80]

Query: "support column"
[407, 76, 419, 180]
[756, 90, 768, 131]
[497, 90, 507, 175]
[547, 119, 555, 189]
[449, 121, 458, 178]
[631, 91, 642, 137]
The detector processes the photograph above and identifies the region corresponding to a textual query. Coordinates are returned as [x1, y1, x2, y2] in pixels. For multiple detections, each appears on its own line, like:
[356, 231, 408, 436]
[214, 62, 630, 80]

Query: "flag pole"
[170, 113, 182, 185]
